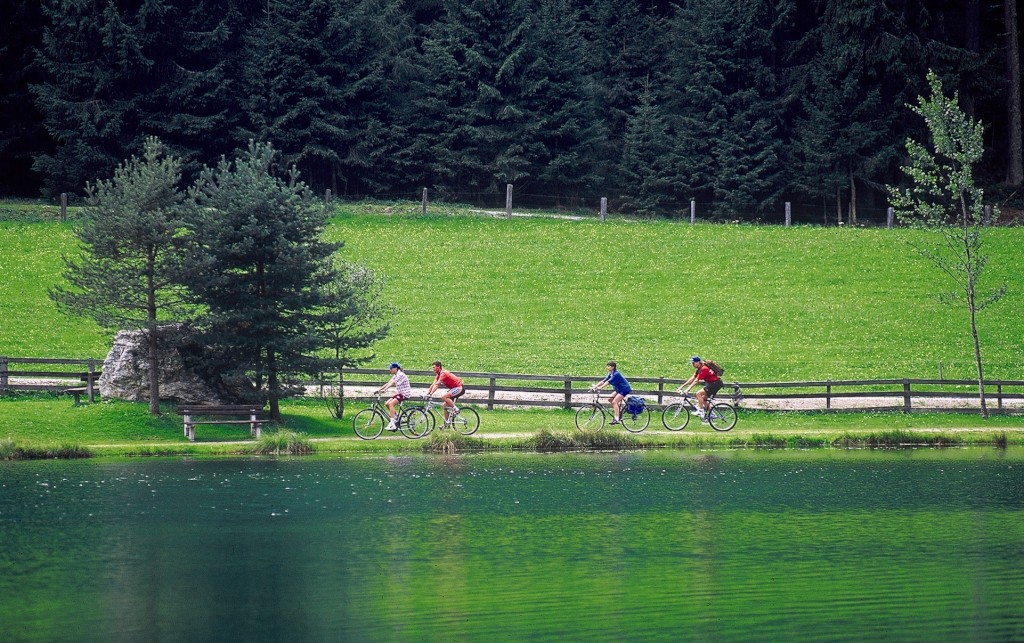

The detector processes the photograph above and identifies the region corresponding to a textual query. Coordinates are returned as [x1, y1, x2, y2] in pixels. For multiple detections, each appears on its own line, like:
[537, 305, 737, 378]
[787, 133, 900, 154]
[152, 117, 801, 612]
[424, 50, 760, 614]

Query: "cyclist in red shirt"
[679, 356, 722, 421]
[426, 361, 466, 427]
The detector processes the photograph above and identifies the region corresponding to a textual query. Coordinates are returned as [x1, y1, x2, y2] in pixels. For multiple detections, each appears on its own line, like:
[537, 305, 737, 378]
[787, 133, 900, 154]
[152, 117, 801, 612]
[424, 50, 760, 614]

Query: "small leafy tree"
[49, 137, 191, 415]
[888, 70, 1007, 418]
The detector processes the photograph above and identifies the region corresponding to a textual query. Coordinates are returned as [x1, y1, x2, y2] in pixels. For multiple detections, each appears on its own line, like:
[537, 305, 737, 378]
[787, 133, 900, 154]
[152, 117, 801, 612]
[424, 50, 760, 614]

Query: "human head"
[432, 361, 442, 374]
[389, 362, 400, 371]
[691, 356, 702, 369]
[607, 361, 617, 371]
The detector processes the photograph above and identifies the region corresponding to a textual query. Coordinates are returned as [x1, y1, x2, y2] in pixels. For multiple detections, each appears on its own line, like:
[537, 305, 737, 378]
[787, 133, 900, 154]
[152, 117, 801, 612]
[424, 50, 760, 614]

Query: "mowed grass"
[2, 203, 1022, 384]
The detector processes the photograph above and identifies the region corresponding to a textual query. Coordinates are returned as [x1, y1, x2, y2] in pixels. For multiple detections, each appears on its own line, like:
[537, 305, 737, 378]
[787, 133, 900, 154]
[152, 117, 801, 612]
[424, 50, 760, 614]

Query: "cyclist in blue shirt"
[590, 360, 632, 425]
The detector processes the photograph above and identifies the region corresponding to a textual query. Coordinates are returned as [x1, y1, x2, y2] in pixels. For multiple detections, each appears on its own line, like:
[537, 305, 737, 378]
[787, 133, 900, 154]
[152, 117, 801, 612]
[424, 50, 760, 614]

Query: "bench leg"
[250, 414, 261, 438]
[72, 391, 82, 406]
[183, 415, 196, 442]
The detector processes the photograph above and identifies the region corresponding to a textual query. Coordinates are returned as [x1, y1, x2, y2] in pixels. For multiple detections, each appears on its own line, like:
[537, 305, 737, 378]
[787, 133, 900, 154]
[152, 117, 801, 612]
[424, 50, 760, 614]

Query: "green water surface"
[1, 448, 1022, 641]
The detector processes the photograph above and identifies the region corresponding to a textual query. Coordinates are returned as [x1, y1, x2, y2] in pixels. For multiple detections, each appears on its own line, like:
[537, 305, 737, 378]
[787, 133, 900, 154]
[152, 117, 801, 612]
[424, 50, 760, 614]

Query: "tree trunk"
[268, 350, 281, 420]
[848, 173, 858, 225]
[835, 187, 843, 225]
[1006, 0, 1023, 184]
[146, 260, 160, 416]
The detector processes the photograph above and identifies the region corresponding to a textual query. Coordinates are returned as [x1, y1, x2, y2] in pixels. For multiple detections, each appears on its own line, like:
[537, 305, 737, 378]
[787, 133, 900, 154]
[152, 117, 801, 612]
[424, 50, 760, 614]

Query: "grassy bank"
[2, 203, 1022, 382]
[2, 393, 1022, 459]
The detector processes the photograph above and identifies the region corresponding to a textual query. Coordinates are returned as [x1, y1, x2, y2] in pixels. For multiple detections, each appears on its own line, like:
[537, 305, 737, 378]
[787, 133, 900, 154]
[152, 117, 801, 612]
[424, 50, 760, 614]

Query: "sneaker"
[609, 418, 621, 425]
[385, 420, 398, 432]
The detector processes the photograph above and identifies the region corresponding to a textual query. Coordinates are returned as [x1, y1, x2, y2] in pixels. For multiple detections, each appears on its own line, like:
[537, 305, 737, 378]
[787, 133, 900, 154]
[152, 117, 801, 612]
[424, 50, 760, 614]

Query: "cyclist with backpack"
[426, 361, 466, 427]
[590, 360, 632, 425]
[679, 356, 723, 421]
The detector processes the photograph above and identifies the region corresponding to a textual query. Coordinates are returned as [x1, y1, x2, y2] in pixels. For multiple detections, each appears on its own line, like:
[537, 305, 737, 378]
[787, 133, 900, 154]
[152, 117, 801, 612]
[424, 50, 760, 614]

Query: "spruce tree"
[49, 138, 191, 415]
[185, 141, 340, 419]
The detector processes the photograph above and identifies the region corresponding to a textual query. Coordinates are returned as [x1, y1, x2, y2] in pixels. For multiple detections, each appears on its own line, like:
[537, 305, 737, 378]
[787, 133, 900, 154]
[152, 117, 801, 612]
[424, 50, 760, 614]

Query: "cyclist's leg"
[610, 392, 624, 421]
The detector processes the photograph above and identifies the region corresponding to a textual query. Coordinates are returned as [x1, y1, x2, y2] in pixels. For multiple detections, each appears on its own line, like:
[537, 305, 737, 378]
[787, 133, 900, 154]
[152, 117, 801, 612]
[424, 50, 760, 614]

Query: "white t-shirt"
[391, 370, 412, 396]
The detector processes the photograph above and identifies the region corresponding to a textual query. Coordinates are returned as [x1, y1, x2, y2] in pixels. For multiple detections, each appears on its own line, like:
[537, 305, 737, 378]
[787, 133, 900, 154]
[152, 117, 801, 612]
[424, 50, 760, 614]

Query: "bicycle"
[351, 396, 423, 440]
[661, 392, 737, 432]
[574, 391, 651, 433]
[404, 395, 480, 438]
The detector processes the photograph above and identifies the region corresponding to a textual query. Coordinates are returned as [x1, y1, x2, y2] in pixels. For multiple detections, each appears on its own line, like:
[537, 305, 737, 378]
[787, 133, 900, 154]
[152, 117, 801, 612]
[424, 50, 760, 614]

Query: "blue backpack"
[625, 395, 646, 415]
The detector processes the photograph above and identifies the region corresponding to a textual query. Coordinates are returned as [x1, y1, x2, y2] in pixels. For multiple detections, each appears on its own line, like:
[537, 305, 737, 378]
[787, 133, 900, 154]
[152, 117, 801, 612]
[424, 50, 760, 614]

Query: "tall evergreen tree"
[185, 141, 340, 419]
[0, 0, 49, 196]
[49, 138, 191, 415]
[620, 78, 677, 215]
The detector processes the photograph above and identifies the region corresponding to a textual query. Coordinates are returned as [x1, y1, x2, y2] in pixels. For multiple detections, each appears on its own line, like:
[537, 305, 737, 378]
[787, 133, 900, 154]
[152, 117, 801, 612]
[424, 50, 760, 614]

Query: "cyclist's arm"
[591, 377, 610, 391]
[373, 376, 394, 395]
[679, 374, 697, 393]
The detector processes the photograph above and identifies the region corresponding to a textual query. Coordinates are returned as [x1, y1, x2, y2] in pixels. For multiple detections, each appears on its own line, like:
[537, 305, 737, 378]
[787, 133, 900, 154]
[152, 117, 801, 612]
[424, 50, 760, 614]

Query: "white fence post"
[600, 197, 607, 222]
[690, 200, 696, 224]
[505, 184, 513, 219]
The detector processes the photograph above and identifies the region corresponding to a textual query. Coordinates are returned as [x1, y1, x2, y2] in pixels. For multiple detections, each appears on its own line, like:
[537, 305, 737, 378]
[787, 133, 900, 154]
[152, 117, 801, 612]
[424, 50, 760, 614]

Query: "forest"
[1, 0, 1021, 222]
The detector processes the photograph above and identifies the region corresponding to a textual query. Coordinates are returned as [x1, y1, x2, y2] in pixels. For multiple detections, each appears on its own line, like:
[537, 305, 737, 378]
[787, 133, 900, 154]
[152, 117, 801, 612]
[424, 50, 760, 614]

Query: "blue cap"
[691, 356, 702, 363]
[389, 362, 400, 369]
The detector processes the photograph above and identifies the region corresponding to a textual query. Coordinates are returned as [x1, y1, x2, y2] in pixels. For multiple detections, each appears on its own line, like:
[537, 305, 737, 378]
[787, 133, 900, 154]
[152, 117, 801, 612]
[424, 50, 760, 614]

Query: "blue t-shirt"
[601, 370, 632, 395]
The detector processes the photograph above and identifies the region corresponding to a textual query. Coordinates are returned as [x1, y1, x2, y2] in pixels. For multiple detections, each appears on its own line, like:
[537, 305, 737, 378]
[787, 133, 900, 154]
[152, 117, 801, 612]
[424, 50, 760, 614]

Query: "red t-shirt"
[435, 370, 464, 388]
[697, 365, 719, 382]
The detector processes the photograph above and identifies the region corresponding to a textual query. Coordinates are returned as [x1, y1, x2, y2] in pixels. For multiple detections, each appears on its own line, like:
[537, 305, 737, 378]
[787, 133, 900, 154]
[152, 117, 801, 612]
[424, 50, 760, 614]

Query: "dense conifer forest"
[1, 0, 1021, 221]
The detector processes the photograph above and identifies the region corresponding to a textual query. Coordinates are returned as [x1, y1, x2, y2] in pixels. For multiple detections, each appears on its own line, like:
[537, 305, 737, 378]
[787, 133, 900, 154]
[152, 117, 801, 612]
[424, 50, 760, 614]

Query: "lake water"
[2, 448, 1023, 641]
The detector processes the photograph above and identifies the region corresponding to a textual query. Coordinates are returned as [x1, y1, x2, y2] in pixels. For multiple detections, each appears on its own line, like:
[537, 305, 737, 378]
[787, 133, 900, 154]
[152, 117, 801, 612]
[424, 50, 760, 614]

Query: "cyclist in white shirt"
[373, 362, 413, 431]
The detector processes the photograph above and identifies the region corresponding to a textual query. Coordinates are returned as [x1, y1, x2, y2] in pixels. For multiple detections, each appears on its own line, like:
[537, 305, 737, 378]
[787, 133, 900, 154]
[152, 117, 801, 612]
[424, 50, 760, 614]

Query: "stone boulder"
[99, 327, 224, 404]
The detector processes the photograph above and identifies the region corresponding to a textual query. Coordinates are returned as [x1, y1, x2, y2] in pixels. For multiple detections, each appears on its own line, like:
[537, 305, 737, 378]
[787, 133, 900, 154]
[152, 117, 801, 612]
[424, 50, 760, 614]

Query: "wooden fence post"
[826, 380, 832, 411]
[785, 201, 792, 227]
[657, 378, 665, 405]
[488, 376, 496, 410]
[690, 200, 696, 224]
[600, 197, 607, 222]
[87, 359, 97, 403]
[324, 189, 332, 211]
[887, 207, 894, 229]
[505, 184, 513, 219]
[903, 378, 912, 412]
[422, 188, 429, 216]
[564, 376, 572, 409]
[60, 193, 68, 222]
[997, 383, 1003, 411]
[0, 356, 8, 390]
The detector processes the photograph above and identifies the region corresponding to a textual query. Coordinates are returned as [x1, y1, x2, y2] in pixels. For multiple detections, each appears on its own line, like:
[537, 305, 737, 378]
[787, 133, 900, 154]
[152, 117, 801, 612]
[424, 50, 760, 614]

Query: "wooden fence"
[3, 358, 1021, 414]
[0, 357, 101, 403]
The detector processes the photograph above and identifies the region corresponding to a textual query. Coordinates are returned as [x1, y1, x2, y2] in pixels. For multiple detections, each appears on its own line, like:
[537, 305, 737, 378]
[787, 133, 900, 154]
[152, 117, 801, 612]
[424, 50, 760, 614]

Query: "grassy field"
[2, 201, 1022, 382]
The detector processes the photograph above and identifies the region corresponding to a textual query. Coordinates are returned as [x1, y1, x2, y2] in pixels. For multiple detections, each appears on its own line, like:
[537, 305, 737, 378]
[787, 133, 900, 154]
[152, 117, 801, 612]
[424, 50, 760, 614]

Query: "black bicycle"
[352, 395, 424, 439]
[403, 395, 480, 437]
[574, 392, 651, 433]
[661, 392, 737, 432]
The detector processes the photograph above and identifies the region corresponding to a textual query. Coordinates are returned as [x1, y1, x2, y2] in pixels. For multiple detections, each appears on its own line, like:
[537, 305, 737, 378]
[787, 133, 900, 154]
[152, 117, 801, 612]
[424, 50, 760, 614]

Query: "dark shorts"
[389, 394, 407, 403]
[448, 386, 465, 399]
[702, 379, 723, 398]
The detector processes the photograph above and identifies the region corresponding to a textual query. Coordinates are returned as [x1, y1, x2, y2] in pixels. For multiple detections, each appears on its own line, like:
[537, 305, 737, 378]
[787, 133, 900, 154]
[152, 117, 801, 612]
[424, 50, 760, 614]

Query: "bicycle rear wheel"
[450, 407, 480, 436]
[621, 407, 650, 433]
[352, 408, 385, 440]
[708, 402, 737, 431]
[400, 408, 431, 438]
[575, 404, 605, 432]
[661, 403, 691, 431]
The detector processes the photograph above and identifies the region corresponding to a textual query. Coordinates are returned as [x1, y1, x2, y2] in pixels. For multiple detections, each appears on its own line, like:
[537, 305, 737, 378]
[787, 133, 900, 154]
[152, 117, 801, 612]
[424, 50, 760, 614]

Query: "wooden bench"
[176, 404, 269, 442]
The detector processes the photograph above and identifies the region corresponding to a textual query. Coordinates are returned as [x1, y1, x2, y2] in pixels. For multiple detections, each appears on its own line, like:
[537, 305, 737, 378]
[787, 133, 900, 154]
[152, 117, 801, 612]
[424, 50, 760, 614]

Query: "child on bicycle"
[590, 361, 632, 425]
[426, 361, 465, 427]
[679, 356, 722, 420]
[373, 362, 413, 431]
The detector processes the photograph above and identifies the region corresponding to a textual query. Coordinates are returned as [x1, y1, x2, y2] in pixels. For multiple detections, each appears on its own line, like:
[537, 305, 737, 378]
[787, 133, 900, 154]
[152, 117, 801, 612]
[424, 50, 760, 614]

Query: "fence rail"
[3, 358, 1021, 414]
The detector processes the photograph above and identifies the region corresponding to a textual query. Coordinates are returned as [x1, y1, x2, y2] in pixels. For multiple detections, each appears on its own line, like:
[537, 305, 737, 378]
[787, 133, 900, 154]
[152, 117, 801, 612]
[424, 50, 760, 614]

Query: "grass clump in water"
[246, 430, 315, 455]
[534, 429, 639, 451]
[1, 436, 92, 459]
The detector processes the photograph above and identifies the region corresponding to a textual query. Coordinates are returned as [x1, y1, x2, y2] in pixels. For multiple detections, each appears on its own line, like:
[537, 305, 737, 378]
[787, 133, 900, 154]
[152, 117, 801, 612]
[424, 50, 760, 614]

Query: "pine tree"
[620, 79, 677, 215]
[49, 138, 191, 415]
[184, 141, 341, 419]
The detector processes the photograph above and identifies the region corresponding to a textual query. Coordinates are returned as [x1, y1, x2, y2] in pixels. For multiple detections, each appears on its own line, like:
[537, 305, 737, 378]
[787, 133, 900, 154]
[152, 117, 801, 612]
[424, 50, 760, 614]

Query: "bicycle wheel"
[352, 408, 385, 440]
[575, 404, 605, 432]
[400, 408, 431, 438]
[708, 402, 737, 432]
[450, 407, 480, 436]
[661, 403, 691, 431]
[621, 407, 651, 433]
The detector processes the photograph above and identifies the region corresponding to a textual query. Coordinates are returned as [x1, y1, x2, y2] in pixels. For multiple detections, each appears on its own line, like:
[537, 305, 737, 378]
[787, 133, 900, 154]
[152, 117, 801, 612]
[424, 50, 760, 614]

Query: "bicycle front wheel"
[661, 403, 691, 431]
[352, 409, 385, 440]
[400, 408, 431, 438]
[708, 402, 737, 431]
[451, 407, 480, 436]
[621, 407, 650, 433]
[575, 404, 605, 432]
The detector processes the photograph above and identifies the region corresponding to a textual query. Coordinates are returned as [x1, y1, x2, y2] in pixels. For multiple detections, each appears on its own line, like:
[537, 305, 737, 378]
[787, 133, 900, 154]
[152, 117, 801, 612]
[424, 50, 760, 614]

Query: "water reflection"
[1, 449, 1022, 641]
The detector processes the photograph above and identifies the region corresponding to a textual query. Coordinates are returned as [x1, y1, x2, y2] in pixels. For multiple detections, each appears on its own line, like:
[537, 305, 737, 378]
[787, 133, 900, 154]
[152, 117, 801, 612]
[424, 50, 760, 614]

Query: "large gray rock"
[99, 328, 224, 404]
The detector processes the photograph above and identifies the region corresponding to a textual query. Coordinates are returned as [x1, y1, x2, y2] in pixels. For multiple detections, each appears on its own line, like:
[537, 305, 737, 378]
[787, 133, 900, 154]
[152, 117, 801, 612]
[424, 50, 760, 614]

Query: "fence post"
[60, 193, 68, 222]
[324, 189, 332, 212]
[657, 378, 665, 405]
[690, 200, 696, 224]
[600, 197, 607, 222]
[87, 359, 97, 403]
[488, 376, 496, 411]
[0, 356, 8, 390]
[826, 380, 832, 411]
[505, 184, 513, 219]
[564, 376, 572, 409]
[422, 188, 429, 216]
[887, 207, 894, 229]
[997, 383, 1003, 411]
[785, 201, 792, 227]
[903, 378, 912, 413]
[984, 204, 992, 225]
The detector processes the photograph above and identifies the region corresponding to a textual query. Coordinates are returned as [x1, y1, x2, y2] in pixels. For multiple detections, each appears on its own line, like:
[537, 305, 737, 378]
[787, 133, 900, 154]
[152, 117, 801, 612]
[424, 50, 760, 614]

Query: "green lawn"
[2, 203, 1022, 384]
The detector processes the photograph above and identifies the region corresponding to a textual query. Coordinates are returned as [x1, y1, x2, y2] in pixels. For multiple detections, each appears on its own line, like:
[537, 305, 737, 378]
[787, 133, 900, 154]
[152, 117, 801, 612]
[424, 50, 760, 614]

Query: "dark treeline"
[1, 0, 1021, 220]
